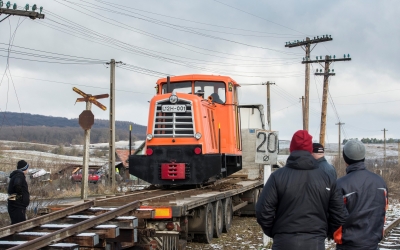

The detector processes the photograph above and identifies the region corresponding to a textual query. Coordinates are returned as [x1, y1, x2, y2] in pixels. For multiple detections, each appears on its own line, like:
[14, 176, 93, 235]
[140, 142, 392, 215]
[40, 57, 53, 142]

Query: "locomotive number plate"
[162, 105, 186, 113]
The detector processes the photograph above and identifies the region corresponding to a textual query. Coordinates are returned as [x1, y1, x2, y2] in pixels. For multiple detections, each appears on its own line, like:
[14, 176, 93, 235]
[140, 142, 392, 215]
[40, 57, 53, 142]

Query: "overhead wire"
[53, 0, 303, 57]
[212, 0, 308, 35]
[73, 0, 299, 39]
[94, 0, 300, 36]
[0, 17, 26, 139]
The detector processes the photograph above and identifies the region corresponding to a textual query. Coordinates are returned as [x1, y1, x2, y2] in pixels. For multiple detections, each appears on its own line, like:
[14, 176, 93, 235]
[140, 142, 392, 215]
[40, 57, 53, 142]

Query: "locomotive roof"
[156, 74, 239, 86]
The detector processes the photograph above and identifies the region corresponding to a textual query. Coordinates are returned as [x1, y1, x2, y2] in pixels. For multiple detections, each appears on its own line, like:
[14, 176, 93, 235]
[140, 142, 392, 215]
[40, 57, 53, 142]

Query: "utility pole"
[336, 122, 345, 170]
[382, 128, 388, 168]
[106, 59, 122, 191]
[300, 96, 305, 130]
[303, 54, 351, 146]
[285, 35, 333, 131]
[265, 81, 275, 130]
[0, 2, 44, 22]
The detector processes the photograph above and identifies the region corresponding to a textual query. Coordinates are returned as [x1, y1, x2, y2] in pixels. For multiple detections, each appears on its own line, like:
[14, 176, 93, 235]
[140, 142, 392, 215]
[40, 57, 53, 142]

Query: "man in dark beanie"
[335, 140, 387, 250]
[7, 160, 30, 224]
[312, 143, 337, 179]
[256, 130, 346, 250]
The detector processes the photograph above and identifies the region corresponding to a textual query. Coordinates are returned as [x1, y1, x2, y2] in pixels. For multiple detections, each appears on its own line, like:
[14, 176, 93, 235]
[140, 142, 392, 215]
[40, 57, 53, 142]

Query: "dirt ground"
[187, 216, 267, 250]
[186, 215, 338, 250]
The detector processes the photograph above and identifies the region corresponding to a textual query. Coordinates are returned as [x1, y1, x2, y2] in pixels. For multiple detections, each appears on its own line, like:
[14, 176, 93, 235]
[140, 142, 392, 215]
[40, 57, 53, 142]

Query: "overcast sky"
[0, 0, 399, 142]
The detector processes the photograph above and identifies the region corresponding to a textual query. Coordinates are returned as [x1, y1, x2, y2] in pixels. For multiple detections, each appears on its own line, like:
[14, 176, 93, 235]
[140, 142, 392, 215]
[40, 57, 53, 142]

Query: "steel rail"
[0, 200, 94, 239]
[8, 200, 140, 250]
[384, 216, 400, 236]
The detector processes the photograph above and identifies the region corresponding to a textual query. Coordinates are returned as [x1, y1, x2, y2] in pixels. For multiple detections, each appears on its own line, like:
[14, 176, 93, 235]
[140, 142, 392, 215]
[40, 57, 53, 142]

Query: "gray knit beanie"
[343, 140, 365, 164]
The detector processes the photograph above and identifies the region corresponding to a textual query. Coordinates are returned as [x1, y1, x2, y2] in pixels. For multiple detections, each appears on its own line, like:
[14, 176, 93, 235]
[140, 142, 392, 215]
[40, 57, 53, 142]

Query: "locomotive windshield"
[194, 81, 225, 104]
[161, 81, 191, 94]
[161, 80, 226, 104]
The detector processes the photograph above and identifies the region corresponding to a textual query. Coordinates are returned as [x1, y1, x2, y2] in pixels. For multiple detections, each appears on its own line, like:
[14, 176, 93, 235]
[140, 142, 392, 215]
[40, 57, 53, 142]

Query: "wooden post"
[81, 102, 92, 200]
[319, 56, 330, 146]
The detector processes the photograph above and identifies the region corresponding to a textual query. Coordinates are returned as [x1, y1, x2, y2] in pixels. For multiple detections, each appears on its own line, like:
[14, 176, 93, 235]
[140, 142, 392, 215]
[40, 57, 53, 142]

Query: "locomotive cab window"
[161, 81, 192, 94]
[194, 81, 225, 104]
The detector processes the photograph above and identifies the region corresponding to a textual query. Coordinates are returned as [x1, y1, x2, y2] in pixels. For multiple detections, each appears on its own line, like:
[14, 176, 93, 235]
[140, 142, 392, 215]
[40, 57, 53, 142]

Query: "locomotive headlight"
[169, 94, 178, 104]
[195, 132, 202, 140]
[146, 134, 153, 141]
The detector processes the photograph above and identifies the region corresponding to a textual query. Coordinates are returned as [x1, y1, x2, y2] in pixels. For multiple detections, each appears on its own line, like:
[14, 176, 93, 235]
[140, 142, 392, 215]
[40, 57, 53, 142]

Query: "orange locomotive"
[129, 74, 243, 185]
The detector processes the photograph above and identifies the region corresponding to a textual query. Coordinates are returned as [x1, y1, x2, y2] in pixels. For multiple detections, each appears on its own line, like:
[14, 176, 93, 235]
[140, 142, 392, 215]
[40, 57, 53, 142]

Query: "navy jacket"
[316, 156, 337, 179]
[8, 170, 30, 209]
[256, 150, 346, 238]
[335, 162, 387, 250]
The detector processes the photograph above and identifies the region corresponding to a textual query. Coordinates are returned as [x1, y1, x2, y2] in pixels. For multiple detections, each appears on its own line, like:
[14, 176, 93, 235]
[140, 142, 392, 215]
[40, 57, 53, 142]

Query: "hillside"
[0, 112, 146, 145]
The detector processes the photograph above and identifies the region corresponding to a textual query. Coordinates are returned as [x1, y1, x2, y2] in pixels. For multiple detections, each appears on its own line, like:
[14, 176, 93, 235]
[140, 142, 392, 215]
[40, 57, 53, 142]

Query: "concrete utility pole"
[265, 81, 275, 130]
[285, 35, 333, 131]
[382, 128, 388, 168]
[303, 54, 351, 146]
[106, 59, 122, 191]
[300, 96, 305, 130]
[336, 122, 345, 170]
[0, 3, 44, 22]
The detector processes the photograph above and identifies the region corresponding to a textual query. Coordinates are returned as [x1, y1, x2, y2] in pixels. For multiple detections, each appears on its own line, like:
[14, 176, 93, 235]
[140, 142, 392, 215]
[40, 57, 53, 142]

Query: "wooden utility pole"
[106, 59, 122, 191]
[300, 96, 305, 130]
[336, 122, 345, 170]
[382, 128, 388, 168]
[73, 87, 108, 199]
[303, 54, 351, 146]
[0, 3, 44, 22]
[265, 81, 275, 130]
[285, 35, 333, 131]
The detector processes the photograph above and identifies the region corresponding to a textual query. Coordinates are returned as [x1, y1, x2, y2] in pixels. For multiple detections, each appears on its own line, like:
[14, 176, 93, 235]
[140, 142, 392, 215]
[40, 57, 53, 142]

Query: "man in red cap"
[256, 130, 346, 250]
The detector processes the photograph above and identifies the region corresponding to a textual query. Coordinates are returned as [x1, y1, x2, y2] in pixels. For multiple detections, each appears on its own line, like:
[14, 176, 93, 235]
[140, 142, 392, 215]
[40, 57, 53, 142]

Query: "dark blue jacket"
[256, 150, 346, 239]
[8, 170, 30, 209]
[335, 162, 387, 250]
[316, 156, 337, 179]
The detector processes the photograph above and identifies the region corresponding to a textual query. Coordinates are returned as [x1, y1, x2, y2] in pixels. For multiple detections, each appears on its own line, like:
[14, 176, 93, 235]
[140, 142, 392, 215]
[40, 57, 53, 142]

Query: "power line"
[71, 0, 298, 39]
[93, 0, 300, 36]
[54, 0, 302, 56]
[213, 0, 307, 35]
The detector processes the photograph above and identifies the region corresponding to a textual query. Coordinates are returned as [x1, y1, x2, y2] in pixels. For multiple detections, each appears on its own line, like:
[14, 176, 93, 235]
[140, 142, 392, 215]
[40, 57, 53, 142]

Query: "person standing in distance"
[335, 140, 388, 250]
[8, 160, 30, 224]
[312, 143, 337, 179]
[256, 130, 346, 250]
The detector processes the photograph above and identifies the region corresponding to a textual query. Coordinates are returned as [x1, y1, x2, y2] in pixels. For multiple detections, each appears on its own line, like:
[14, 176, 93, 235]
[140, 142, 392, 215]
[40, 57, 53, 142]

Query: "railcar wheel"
[213, 200, 223, 238]
[222, 197, 233, 233]
[198, 203, 214, 243]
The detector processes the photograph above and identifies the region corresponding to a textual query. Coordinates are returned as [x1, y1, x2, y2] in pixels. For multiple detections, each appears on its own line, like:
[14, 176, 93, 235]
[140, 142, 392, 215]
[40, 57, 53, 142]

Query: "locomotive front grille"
[153, 99, 195, 137]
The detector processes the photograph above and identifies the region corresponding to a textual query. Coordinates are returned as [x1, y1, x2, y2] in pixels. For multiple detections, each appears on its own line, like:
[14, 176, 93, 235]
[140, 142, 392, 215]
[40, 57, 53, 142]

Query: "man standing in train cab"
[7, 160, 30, 224]
[256, 130, 346, 250]
[312, 143, 337, 179]
[335, 140, 387, 250]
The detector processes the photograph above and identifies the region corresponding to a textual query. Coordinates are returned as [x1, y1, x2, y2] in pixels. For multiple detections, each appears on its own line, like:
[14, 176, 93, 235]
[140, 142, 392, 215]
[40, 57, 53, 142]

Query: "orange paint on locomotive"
[129, 74, 243, 185]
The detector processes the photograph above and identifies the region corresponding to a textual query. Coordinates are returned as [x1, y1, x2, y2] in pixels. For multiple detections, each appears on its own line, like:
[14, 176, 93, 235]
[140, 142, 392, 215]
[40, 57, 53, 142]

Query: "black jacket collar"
[346, 161, 366, 174]
[286, 150, 319, 170]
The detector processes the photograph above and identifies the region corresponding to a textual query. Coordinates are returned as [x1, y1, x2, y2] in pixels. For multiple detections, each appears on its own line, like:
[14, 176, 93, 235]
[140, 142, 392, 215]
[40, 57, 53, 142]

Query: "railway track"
[0, 188, 197, 250]
[379, 212, 400, 249]
[0, 179, 258, 250]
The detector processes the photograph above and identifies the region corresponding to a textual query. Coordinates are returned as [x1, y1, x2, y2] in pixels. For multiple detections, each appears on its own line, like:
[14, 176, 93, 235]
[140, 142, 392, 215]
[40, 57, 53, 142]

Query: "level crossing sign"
[255, 130, 279, 165]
